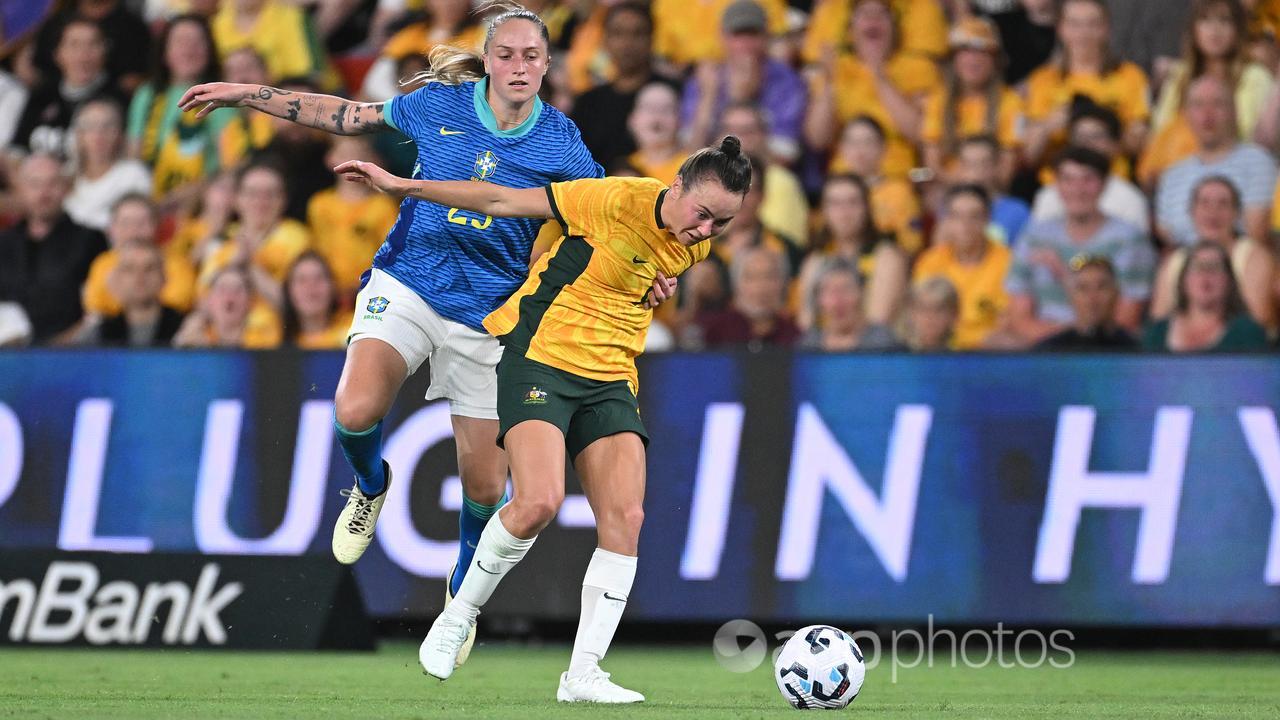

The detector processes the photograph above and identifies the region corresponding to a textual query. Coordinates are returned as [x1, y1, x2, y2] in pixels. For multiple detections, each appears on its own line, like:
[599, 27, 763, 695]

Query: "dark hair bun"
[718, 135, 742, 157]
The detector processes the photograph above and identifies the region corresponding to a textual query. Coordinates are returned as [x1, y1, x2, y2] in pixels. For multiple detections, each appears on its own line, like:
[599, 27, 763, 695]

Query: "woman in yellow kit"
[337, 137, 750, 703]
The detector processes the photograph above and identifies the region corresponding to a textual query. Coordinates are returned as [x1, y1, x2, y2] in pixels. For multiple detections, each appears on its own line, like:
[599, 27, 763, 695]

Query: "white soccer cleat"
[556, 667, 645, 704]
[331, 462, 391, 565]
[419, 609, 475, 680]
[444, 564, 477, 667]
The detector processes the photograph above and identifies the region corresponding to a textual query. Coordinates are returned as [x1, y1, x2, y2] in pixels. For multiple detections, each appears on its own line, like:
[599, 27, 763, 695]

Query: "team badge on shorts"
[367, 296, 390, 314]
[523, 387, 548, 405]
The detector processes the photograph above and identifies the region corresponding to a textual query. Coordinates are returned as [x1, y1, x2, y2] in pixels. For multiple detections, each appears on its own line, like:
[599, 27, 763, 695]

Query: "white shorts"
[348, 268, 503, 419]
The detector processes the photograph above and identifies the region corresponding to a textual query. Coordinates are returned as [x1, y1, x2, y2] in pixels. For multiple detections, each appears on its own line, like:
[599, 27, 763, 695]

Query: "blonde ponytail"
[403, 44, 486, 88]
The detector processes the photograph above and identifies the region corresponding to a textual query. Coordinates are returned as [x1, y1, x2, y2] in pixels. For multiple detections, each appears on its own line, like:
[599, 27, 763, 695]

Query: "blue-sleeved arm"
[558, 121, 605, 180]
[385, 84, 436, 141]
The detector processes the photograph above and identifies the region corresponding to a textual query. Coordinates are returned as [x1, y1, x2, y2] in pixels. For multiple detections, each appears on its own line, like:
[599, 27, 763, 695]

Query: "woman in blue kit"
[178, 3, 675, 666]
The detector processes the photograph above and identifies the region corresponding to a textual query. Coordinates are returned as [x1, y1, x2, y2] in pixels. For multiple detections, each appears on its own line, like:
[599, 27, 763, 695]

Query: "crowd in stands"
[1, 0, 1279, 354]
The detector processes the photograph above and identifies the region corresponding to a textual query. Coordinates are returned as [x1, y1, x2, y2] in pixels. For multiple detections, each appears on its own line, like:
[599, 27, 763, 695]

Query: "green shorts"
[495, 349, 649, 460]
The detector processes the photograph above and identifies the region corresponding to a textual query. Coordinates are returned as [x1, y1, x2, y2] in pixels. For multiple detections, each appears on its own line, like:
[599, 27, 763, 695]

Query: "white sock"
[568, 548, 637, 677]
[448, 513, 537, 622]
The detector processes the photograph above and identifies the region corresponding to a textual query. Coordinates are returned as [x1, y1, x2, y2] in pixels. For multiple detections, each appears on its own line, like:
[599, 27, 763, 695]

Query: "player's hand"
[334, 160, 406, 197]
[177, 82, 257, 119]
[646, 271, 678, 309]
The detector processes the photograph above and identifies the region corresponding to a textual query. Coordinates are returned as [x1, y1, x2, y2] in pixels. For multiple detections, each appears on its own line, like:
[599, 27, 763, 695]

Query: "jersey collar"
[654, 189, 667, 229]
[473, 77, 543, 138]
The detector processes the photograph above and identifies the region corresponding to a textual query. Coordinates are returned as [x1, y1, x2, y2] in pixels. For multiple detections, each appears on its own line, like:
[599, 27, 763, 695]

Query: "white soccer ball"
[774, 624, 865, 710]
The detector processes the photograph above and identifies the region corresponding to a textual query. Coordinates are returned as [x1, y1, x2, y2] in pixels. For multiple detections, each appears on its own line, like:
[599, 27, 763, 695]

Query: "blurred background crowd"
[1, 0, 1280, 354]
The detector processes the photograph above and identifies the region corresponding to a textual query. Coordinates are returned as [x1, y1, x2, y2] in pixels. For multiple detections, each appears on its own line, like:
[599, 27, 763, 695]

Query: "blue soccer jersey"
[375, 78, 604, 331]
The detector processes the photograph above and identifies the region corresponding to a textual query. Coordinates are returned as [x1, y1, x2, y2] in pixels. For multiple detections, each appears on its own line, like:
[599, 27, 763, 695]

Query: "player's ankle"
[566, 657, 598, 678]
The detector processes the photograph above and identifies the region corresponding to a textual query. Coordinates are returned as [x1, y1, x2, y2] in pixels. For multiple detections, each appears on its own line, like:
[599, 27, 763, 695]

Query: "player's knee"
[515, 491, 563, 528]
[333, 390, 384, 432]
[619, 504, 645, 537]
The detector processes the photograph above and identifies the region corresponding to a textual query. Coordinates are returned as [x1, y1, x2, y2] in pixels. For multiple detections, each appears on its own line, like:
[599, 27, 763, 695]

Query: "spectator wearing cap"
[682, 0, 807, 164]
[0, 154, 108, 344]
[1141, 0, 1273, 188]
[1031, 102, 1151, 232]
[1023, 0, 1152, 171]
[803, 0, 950, 65]
[922, 17, 1025, 187]
[1142, 240, 1268, 352]
[1156, 75, 1276, 246]
[1150, 175, 1275, 330]
[804, 0, 942, 180]
[949, 135, 1031, 246]
[1035, 256, 1139, 350]
[652, 0, 789, 69]
[1006, 146, 1156, 346]
[914, 184, 1012, 349]
[13, 17, 128, 157]
[571, 3, 679, 172]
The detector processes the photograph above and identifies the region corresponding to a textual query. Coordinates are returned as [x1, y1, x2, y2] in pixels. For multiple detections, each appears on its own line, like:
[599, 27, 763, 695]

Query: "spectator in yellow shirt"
[218, 46, 276, 168]
[82, 194, 198, 317]
[796, 173, 908, 330]
[1024, 0, 1152, 169]
[626, 82, 686, 184]
[1141, 0, 1275, 188]
[803, 0, 949, 64]
[212, 0, 332, 89]
[913, 184, 1013, 349]
[804, 0, 942, 179]
[652, 0, 788, 69]
[173, 263, 283, 349]
[835, 115, 924, 254]
[127, 15, 230, 210]
[922, 17, 1024, 187]
[282, 251, 352, 349]
[307, 136, 400, 299]
[200, 162, 312, 309]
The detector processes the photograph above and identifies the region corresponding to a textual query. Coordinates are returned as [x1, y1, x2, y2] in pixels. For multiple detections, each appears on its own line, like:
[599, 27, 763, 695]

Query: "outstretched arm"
[335, 160, 554, 218]
[177, 83, 388, 136]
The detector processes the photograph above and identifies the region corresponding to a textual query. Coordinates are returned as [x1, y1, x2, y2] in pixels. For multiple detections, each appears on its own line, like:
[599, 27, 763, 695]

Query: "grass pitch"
[2, 642, 1278, 719]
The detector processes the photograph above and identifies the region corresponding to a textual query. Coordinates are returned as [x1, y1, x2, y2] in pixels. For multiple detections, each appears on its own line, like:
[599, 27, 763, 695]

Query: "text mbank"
[0, 561, 242, 645]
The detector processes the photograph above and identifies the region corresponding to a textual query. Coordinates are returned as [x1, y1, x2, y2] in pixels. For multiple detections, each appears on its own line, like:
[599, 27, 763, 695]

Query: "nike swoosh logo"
[476, 560, 500, 575]
[603, 592, 627, 602]
[440, 127, 464, 136]
[631, 256, 648, 264]
[466, 541, 477, 550]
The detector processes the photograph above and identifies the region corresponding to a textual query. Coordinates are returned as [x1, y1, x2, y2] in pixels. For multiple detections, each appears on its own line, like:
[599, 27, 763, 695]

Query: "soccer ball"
[774, 625, 865, 710]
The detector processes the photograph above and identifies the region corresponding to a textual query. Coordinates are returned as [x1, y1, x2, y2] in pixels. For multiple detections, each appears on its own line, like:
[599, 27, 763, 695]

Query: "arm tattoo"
[331, 104, 348, 134]
[356, 103, 386, 133]
[256, 86, 292, 101]
[285, 99, 301, 122]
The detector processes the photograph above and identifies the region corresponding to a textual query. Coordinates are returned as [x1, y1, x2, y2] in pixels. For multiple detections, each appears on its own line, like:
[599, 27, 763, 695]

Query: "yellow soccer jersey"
[484, 177, 710, 390]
